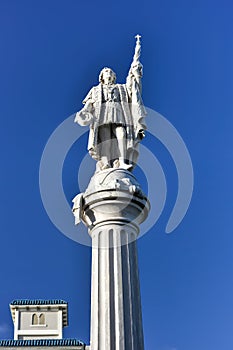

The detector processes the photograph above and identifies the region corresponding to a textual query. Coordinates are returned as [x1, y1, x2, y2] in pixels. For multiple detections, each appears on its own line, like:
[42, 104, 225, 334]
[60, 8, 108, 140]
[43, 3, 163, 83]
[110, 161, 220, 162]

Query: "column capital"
[76, 169, 150, 235]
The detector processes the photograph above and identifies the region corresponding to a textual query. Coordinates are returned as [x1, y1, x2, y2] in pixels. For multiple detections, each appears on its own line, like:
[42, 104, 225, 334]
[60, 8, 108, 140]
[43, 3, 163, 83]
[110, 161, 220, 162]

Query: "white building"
[0, 300, 86, 350]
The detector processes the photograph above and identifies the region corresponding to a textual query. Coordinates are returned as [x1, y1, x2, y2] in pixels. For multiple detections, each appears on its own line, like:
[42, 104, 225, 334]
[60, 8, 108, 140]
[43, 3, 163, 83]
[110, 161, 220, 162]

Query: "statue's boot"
[100, 157, 111, 170]
[118, 158, 133, 170]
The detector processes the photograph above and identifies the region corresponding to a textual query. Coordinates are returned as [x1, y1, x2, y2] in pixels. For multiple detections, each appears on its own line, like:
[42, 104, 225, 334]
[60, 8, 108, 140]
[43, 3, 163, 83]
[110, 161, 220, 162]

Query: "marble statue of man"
[75, 35, 146, 171]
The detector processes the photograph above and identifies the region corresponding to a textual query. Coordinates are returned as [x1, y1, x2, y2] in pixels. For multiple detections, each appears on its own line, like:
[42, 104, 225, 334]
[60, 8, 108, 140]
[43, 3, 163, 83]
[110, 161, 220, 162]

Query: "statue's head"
[99, 67, 116, 84]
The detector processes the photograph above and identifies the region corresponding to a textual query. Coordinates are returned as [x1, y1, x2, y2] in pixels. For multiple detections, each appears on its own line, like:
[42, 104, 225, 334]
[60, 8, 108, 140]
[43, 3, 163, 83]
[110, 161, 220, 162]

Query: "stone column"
[77, 169, 150, 350]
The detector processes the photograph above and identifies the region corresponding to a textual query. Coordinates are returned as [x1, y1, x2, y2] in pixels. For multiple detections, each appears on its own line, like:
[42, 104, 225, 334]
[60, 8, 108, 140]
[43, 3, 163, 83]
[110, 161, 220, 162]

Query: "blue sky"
[1, 0, 233, 349]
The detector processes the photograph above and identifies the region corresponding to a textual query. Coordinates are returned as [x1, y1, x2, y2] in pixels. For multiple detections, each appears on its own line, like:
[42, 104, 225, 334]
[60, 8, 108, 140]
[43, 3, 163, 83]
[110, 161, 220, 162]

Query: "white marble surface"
[74, 35, 146, 171]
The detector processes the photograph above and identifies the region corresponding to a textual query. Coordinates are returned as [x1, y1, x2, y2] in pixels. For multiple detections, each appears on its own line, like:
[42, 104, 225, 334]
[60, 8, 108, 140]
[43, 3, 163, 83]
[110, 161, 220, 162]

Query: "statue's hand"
[137, 129, 145, 140]
[74, 109, 93, 126]
[131, 62, 143, 78]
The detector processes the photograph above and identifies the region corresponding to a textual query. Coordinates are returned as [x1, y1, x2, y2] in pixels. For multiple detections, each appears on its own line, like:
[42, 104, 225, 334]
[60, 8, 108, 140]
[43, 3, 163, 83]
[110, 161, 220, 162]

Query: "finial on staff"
[133, 34, 142, 64]
[135, 34, 141, 43]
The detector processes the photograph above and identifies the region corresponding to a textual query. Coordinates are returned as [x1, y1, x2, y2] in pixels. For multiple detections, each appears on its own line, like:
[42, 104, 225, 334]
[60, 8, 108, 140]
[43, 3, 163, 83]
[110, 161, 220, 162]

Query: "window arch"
[32, 313, 38, 325]
[39, 313, 45, 325]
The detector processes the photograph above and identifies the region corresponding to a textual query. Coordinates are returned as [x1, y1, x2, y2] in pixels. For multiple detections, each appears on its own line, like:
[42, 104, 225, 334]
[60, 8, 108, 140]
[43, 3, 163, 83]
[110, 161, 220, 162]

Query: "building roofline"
[10, 300, 67, 306]
[0, 339, 85, 348]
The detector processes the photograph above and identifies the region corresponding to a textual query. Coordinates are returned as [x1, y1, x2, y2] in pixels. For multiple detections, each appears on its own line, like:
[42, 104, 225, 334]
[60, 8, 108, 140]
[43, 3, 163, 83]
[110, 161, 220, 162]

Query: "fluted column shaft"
[90, 224, 144, 350]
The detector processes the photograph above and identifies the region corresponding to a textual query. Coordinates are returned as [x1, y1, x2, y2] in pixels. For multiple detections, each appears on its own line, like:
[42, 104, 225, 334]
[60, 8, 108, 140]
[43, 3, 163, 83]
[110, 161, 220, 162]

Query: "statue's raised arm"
[126, 34, 143, 93]
[126, 35, 147, 144]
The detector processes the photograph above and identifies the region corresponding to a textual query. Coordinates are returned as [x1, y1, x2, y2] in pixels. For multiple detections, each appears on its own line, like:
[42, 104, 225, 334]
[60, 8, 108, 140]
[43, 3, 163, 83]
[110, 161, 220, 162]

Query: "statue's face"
[102, 68, 115, 84]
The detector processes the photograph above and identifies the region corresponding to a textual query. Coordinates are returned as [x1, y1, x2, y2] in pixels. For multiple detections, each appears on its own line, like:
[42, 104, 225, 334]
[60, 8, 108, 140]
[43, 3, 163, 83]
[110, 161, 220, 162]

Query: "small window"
[39, 313, 45, 325]
[32, 313, 38, 325]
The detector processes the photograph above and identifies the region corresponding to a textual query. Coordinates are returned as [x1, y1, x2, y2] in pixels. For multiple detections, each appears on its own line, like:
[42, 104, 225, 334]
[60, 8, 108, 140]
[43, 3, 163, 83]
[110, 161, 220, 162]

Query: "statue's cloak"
[82, 82, 146, 161]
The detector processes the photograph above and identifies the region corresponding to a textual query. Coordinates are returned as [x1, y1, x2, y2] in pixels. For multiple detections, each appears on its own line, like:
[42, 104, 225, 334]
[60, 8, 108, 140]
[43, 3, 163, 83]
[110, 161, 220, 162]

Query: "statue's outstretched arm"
[74, 88, 94, 126]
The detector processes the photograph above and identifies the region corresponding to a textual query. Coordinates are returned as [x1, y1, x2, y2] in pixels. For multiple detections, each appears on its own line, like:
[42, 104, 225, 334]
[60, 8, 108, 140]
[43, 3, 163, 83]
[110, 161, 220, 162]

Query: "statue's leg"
[127, 142, 139, 167]
[98, 125, 111, 169]
[114, 125, 126, 163]
[114, 125, 132, 169]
